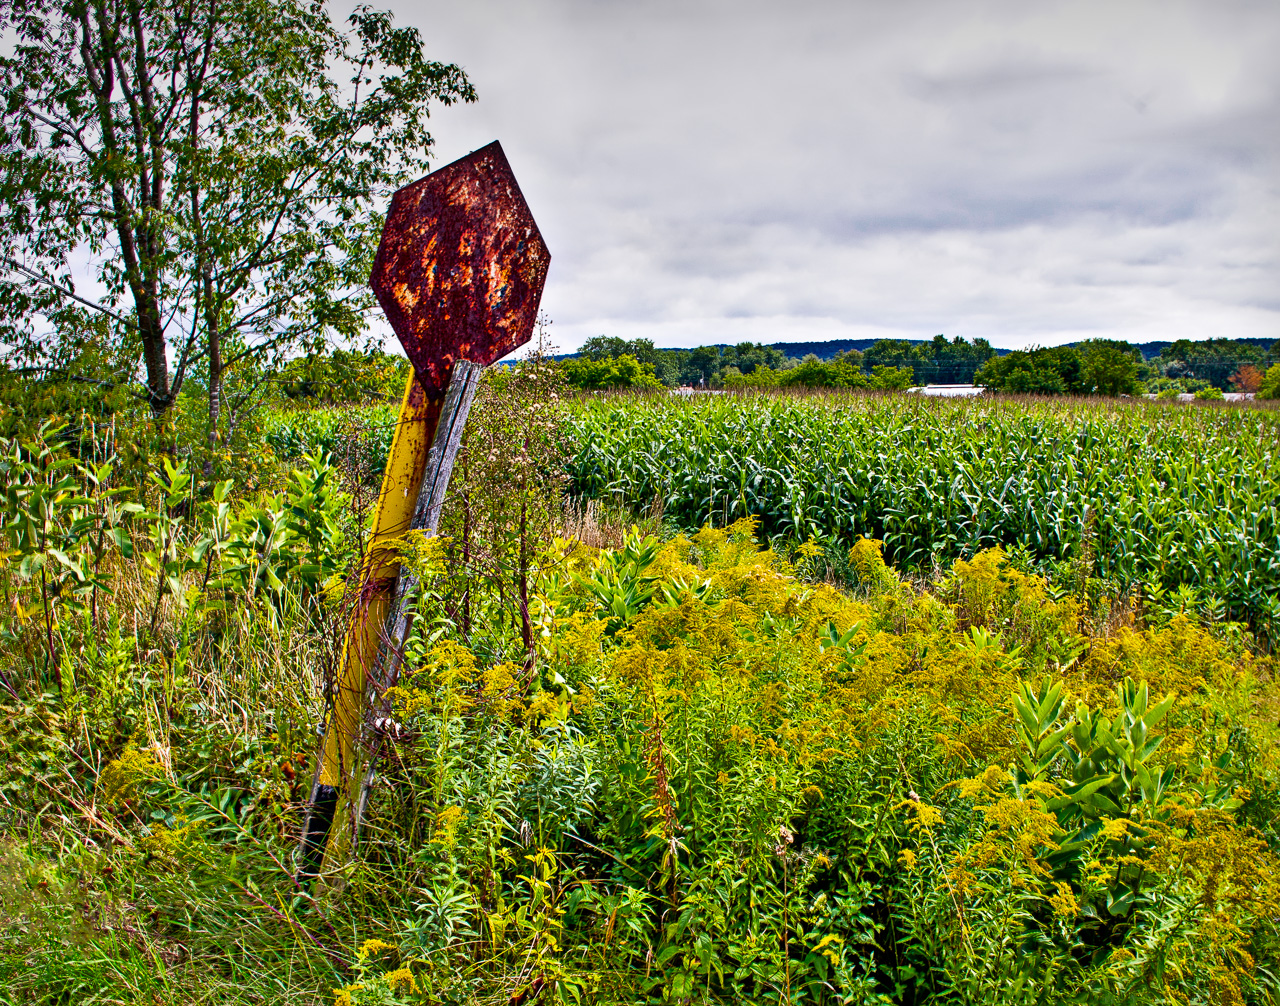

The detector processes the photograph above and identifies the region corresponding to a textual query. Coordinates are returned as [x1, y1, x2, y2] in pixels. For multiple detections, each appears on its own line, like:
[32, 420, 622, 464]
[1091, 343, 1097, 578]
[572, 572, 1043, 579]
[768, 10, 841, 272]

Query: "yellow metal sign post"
[297, 142, 549, 883]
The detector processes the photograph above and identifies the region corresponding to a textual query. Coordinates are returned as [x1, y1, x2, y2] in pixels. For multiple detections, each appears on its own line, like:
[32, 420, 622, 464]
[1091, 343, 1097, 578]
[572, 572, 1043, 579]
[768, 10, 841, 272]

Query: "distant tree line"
[564, 334, 996, 391]
[975, 338, 1279, 397]
[560, 334, 1279, 398]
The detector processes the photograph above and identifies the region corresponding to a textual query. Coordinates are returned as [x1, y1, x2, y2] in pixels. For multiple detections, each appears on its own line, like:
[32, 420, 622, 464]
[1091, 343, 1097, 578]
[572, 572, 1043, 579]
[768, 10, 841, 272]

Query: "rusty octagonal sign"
[371, 140, 550, 395]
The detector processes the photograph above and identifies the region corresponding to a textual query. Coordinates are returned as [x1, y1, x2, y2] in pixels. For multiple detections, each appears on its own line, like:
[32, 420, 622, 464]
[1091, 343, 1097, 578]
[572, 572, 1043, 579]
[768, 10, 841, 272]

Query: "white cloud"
[386, 0, 1280, 353]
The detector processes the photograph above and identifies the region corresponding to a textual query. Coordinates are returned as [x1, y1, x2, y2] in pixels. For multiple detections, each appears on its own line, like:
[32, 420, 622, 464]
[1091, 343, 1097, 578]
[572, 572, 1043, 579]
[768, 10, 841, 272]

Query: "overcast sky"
[389, 0, 1279, 353]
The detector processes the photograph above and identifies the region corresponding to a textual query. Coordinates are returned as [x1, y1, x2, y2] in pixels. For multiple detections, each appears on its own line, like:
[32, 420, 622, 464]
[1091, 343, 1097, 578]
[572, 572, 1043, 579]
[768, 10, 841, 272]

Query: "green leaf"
[1045, 775, 1115, 812]
[46, 548, 84, 575]
[1013, 696, 1040, 737]
[1143, 692, 1177, 729]
[1035, 725, 1071, 759]
[1084, 791, 1124, 816]
[112, 527, 134, 559]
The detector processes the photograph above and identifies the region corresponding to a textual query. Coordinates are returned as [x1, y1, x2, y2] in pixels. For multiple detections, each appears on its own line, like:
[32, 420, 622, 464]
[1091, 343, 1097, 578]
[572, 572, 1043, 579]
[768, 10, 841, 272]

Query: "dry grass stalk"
[559, 495, 629, 550]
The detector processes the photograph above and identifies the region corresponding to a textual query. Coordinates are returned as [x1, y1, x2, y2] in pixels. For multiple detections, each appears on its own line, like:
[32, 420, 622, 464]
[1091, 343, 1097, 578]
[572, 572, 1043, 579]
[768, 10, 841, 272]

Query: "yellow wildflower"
[902, 800, 944, 834]
[333, 984, 363, 1006]
[385, 968, 419, 994]
[797, 537, 823, 559]
[1047, 881, 1079, 918]
[481, 661, 526, 720]
[357, 939, 397, 961]
[100, 746, 164, 802]
[1100, 817, 1131, 841]
[526, 689, 564, 723]
[1023, 780, 1063, 801]
[434, 806, 464, 849]
[811, 933, 843, 965]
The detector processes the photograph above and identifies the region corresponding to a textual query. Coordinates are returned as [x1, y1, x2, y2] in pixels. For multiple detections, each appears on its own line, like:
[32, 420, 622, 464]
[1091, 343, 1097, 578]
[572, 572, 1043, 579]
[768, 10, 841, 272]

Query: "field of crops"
[566, 392, 1280, 637]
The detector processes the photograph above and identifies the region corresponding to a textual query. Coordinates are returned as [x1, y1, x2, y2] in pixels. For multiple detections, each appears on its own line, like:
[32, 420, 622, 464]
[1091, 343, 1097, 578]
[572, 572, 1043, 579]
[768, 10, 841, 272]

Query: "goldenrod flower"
[357, 939, 396, 961]
[385, 968, 419, 994]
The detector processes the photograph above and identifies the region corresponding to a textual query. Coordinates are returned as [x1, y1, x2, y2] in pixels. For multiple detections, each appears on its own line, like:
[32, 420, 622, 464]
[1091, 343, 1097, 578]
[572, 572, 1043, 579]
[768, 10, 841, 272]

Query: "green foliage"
[976, 345, 1082, 394]
[575, 336, 987, 389]
[263, 401, 399, 484]
[0, 426, 349, 693]
[1161, 339, 1276, 391]
[1148, 376, 1210, 396]
[864, 334, 995, 384]
[276, 351, 412, 406]
[1261, 363, 1280, 401]
[640, 341, 794, 387]
[570, 531, 662, 635]
[975, 338, 1150, 397]
[434, 354, 571, 661]
[579, 336, 662, 366]
[868, 364, 915, 391]
[562, 354, 664, 391]
[353, 529, 1280, 1004]
[717, 341, 792, 378]
[778, 356, 860, 389]
[0, 424, 141, 680]
[721, 365, 781, 389]
[776, 353, 876, 390]
[0, 319, 139, 438]
[210, 453, 349, 606]
[582, 350, 916, 392]
[1079, 340, 1144, 397]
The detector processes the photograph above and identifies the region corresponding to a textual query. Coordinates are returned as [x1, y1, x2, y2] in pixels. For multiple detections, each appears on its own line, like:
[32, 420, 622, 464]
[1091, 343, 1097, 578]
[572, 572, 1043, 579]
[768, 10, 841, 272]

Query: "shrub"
[868, 364, 914, 391]
[975, 346, 1081, 394]
[1259, 362, 1280, 400]
[1079, 340, 1143, 396]
[722, 365, 781, 389]
[776, 351, 870, 390]
[563, 353, 663, 391]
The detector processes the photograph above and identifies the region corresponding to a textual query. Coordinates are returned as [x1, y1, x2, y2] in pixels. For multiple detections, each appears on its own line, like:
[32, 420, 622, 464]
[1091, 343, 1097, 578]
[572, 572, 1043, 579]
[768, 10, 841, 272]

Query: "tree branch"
[1, 256, 127, 323]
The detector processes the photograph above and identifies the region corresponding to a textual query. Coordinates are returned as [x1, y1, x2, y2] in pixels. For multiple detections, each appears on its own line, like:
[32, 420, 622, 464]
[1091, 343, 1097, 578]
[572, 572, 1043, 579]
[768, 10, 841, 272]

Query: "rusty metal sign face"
[370, 141, 550, 395]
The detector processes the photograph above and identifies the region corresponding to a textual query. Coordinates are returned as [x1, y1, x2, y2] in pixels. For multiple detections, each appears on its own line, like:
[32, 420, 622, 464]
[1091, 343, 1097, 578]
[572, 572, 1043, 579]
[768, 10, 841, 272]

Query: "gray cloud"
[387, 0, 1280, 351]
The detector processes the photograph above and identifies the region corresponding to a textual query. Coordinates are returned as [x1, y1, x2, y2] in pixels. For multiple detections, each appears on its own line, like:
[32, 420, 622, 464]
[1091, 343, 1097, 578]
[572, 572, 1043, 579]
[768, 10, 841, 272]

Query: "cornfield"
[566, 391, 1280, 637]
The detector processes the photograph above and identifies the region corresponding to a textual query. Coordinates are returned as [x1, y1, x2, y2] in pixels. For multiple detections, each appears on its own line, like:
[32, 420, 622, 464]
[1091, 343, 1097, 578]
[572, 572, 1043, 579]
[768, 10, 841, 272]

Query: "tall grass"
[0, 559, 343, 1005]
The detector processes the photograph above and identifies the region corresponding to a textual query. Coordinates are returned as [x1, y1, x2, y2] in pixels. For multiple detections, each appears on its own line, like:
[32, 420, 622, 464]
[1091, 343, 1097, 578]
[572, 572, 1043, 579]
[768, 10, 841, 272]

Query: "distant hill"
[768, 338, 1004, 360]
[771, 339, 908, 359]
[1122, 338, 1275, 361]
[558, 336, 1274, 363]
[771, 337, 1275, 362]
[557, 338, 993, 361]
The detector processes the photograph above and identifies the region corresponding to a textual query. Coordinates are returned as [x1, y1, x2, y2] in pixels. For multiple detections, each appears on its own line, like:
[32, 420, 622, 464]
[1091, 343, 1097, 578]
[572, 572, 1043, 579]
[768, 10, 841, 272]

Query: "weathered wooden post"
[298, 141, 550, 882]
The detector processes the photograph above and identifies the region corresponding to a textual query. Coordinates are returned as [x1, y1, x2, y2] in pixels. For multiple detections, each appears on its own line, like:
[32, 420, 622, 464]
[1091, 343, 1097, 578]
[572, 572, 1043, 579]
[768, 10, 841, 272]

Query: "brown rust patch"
[371, 141, 551, 394]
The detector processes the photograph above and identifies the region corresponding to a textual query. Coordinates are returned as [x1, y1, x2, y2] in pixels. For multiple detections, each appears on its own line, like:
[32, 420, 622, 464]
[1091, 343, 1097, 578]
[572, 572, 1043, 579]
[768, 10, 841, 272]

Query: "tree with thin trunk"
[0, 0, 474, 449]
